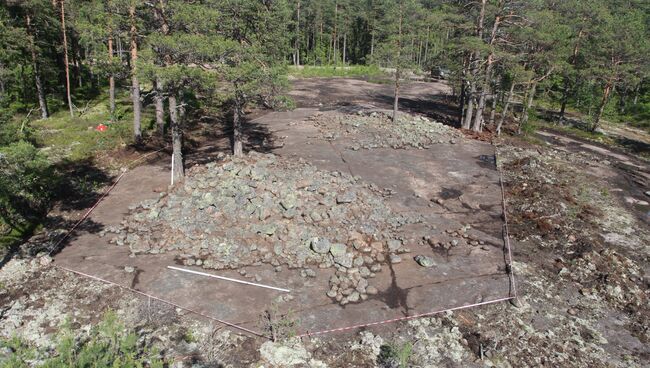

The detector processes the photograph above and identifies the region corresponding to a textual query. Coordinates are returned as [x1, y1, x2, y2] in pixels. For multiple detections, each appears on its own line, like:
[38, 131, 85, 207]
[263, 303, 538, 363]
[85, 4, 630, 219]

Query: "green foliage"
[377, 341, 413, 368]
[32, 106, 134, 161]
[0, 140, 53, 235]
[0, 92, 142, 248]
[263, 303, 301, 341]
[0, 312, 163, 368]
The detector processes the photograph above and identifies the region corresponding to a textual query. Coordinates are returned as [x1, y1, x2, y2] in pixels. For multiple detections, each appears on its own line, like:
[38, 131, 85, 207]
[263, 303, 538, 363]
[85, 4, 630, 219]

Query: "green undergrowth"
[289, 64, 386, 79]
[378, 342, 413, 368]
[0, 92, 156, 250]
[29, 95, 152, 162]
[0, 312, 164, 368]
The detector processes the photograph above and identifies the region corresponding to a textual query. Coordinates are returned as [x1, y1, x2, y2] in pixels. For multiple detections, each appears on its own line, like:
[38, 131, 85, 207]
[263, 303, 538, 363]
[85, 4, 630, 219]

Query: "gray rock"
[329, 275, 340, 285]
[336, 191, 357, 204]
[329, 243, 347, 257]
[282, 208, 297, 219]
[366, 286, 378, 295]
[124, 266, 135, 273]
[414, 255, 435, 268]
[389, 254, 402, 264]
[259, 224, 276, 236]
[259, 339, 312, 367]
[198, 192, 216, 209]
[348, 291, 360, 303]
[356, 278, 368, 293]
[387, 239, 402, 252]
[334, 253, 354, 268]
[353, 256, 365, 267]
[359, 266, 371, 277]
[280, 194, 298, 210]
[309, 211, 323, 222]
[311, 238, 331, 254]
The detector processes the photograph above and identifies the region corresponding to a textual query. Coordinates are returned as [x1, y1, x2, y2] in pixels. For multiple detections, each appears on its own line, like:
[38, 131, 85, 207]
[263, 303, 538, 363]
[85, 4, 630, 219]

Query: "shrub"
[0, 312, 164, 368]
[0, 141, 53, 238]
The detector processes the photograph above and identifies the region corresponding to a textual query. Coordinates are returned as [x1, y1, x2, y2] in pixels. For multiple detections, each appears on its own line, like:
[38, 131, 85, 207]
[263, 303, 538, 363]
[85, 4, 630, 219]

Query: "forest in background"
[1, 0, 649, 247]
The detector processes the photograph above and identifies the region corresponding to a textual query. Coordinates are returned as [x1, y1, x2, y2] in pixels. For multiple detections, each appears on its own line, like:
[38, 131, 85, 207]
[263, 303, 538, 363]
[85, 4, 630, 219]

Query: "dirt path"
[53, 78, 512, 337]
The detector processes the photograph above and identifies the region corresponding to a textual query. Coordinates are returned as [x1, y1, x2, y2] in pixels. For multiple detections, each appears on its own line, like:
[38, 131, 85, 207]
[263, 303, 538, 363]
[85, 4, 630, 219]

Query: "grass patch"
[27, 94, 152, 162]
[289, 64, 387, 79]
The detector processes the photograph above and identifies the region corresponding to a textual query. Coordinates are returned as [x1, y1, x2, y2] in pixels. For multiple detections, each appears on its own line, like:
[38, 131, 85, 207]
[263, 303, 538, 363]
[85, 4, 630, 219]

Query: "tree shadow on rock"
[371, 92, 461, 127]
[0, 214, 104, 267]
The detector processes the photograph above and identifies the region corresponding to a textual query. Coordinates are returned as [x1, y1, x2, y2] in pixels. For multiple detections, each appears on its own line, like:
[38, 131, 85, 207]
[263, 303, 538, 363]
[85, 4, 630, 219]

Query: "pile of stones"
[107, 152, 421, 305]
[310, 111, 462, 150]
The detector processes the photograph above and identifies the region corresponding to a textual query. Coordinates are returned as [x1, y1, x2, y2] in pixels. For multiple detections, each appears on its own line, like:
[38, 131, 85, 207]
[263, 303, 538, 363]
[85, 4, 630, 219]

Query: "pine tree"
[374, 0, 420, 121]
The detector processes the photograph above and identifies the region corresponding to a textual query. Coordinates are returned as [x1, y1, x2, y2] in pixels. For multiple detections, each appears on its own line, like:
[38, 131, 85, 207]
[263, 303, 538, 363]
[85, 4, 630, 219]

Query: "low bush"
[0, 312, 164, 368]
[0, 141, 53, 243]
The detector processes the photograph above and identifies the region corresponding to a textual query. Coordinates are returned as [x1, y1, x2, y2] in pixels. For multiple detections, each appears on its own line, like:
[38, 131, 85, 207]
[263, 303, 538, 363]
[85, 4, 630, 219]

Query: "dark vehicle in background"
[431, 66, 450, 80]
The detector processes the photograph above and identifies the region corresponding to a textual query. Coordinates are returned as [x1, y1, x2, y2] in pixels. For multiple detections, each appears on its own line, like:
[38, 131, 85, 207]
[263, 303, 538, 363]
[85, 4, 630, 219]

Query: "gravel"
[109, 152, 420, 305]
[309, 110, 463, 150]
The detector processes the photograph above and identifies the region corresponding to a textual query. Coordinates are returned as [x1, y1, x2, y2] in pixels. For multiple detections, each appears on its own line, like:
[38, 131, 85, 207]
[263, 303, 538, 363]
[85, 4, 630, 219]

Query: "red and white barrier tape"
[47, 146, 519, 340]
[297, 150, 519, 338]
[496, 151, 518, 298]
[296, 296, 514, 338]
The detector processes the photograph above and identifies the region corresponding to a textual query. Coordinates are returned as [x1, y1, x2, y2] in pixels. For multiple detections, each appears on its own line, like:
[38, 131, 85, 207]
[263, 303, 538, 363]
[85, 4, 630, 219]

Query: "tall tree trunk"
[129, 3, 141, 143]
[496, 81, 515, 135]
[423, 26, 429, 66]
[294, 0, 300, 66]
[342, 33, 346, 65]
[74, 50, 82, 88]
[319, 21, 323, 64]
[58, 0, 73, 117]
[488, 91, 498, 127]
[459, 80, 466, 126]
[26, 14, 49, 119]
[333, 1, 338, 64]
[462, 0, 486, 130]
[559, 77, 570, 119]
[559, 29, 584, 119]
[154, 78, 165, 135]
[108, 30, 116, 119]
[472, 12, 501, 132]
[169, 94, 183, 181]
[617, 86, 626, 114]
[370, 26, 375, 58]
[472, 82, 487, 132]
[0, 67, 5, 101]
[393, 70, 400, 122]
[518, 81, 537, 134]
[463, 83, 476, 129]
[593, 81, 612, 131]
[233, 92, 244, 156]
[392, 3, 403, 122]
